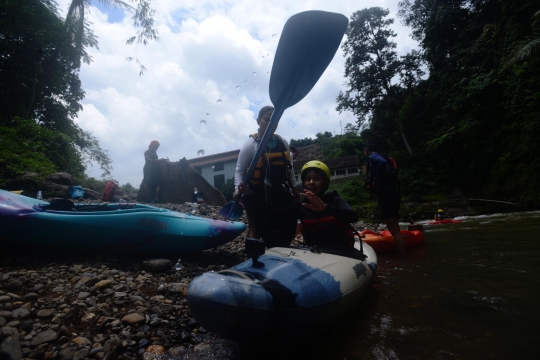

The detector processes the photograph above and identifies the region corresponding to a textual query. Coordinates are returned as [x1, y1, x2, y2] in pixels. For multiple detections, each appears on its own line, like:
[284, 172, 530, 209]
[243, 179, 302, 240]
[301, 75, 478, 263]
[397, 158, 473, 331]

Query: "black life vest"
[248, 133, 292, 186]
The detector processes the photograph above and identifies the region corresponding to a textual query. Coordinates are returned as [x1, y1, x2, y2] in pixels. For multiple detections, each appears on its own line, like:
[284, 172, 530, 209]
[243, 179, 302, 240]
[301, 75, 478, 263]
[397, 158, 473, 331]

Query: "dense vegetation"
[293, 0, 540, 208]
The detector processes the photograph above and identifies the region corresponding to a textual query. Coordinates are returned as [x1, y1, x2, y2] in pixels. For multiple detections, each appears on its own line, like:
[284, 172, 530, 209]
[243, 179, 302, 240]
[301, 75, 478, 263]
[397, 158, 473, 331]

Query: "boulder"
[138, 158, 226, 206]
[45, 172, 74, 186]
[40, 181, 70, 199]
[83, 188, 101, 200]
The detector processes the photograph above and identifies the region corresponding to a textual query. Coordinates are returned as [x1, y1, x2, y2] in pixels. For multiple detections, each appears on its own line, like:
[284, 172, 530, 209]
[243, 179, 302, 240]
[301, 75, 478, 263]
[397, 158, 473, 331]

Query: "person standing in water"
[234, 105, 298, 248]
[364, 142, 406, 256]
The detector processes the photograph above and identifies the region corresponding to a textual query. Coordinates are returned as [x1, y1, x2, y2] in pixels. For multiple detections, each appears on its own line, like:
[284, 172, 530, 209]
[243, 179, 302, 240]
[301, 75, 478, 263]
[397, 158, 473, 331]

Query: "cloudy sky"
[56, 0, 419, 187]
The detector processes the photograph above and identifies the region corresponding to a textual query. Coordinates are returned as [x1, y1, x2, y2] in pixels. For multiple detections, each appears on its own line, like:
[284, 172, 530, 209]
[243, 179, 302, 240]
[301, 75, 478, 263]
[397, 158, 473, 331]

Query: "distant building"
[186, 144, 365, 189]
[186, 150, 239, 190]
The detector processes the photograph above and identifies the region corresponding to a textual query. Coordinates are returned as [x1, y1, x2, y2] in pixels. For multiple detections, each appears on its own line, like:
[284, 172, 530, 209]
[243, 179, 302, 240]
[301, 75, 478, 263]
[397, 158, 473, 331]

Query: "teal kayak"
[0, 189, 245, 253]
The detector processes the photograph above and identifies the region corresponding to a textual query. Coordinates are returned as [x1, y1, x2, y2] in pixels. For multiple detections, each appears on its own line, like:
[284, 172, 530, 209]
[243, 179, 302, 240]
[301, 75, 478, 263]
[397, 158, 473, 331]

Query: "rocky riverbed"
[0, 201, 383, 360]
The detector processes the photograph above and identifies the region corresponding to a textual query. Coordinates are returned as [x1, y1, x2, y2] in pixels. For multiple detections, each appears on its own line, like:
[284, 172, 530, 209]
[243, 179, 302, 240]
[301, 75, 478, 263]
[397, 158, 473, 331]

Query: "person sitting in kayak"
[234, 105, 299, 248]
[253, 160, 365, 256]
[297, 160, 359, 251]
[435, 209, 451, 220]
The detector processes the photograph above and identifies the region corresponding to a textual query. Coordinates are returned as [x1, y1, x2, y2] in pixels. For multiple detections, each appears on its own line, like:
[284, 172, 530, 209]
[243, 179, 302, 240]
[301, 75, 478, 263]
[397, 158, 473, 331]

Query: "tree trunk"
[395, 113, 413, 155]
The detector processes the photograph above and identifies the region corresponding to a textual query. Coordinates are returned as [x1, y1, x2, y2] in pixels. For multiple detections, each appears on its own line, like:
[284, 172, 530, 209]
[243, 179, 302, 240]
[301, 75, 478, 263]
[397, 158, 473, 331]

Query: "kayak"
[0, 189, 245, 253]
[426, 219, 463, 225]
[360, 229, 425, 253]
[187, 241, 377, 342]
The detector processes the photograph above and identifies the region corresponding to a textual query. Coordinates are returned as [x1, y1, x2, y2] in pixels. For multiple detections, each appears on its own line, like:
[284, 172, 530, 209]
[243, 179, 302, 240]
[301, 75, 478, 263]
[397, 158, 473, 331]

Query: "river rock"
[121, 313, 145, 325]
[30, 330, 58, 346]
[0, 336, 23, 360]
[45, 172, 74, 186]
[11, 308, 30, 320]
[37, 309, 55, 318]
[142, 259, 173, 273]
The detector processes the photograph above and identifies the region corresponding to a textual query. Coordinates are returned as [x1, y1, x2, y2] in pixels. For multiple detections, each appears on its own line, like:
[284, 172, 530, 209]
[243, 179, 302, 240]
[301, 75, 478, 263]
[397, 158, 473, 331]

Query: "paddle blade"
[218, 201, 244, 220]
[269, 11, 348, 109]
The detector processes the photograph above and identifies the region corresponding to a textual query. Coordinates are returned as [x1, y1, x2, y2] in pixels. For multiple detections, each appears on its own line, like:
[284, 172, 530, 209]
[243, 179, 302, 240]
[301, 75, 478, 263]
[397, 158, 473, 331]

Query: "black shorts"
[242, 184, 297, 248]
[377, 188, 401, 219]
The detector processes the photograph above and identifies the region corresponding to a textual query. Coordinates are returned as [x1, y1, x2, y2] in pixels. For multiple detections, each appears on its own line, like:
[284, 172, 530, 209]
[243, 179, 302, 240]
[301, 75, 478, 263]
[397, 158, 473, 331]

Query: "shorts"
[377, 188, 401, 219]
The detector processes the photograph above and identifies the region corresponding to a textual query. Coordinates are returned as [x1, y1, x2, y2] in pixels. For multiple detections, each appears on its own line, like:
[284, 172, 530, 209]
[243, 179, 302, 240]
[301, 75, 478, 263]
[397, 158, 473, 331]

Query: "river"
[221, 210, 540, 359]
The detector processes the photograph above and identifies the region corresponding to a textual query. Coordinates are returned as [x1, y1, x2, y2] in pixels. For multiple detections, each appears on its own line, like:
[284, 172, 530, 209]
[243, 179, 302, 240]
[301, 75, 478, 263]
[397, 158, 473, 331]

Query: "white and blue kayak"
[187, 241, 377, 342]
[0, 189, 245, 253]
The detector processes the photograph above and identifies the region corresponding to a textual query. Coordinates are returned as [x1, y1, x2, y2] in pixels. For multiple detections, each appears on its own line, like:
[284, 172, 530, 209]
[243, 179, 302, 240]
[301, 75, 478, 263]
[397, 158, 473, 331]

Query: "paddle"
[219, 10, 349, 220]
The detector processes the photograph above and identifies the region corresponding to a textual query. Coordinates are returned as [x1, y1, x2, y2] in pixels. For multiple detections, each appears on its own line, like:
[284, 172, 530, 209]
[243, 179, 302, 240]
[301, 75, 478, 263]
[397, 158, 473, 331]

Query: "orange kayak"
[360, 229, 425, 253]
[426, 219, 462, 225]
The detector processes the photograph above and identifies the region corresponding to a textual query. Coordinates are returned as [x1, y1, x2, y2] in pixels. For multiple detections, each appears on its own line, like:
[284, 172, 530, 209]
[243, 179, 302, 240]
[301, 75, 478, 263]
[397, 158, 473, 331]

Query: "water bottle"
[37, 191, 42, 200]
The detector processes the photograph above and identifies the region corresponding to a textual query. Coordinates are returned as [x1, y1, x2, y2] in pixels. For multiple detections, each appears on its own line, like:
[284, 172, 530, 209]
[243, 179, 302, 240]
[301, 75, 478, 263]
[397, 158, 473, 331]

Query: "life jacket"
[301, 215, 355, 250]
[102, 181, 119, 202]
[248, 133, 292, 186]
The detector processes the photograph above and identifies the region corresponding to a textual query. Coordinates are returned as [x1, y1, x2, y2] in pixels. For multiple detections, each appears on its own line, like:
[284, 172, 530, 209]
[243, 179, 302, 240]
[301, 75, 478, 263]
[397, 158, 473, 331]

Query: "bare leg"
[385, 217, 406, 257]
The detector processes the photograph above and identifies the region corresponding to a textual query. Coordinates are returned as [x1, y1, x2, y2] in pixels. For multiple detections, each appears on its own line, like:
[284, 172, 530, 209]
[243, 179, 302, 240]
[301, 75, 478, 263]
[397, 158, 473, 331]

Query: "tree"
[336, 7, 425, 154]
[27, 0, 159, 118]
[0, 0, 112, 177]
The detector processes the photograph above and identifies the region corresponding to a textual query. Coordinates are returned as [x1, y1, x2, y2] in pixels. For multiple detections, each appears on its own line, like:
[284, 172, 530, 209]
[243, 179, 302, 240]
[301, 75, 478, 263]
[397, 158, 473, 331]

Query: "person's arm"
[325, 196, 358, 223]
[235, 139, 256, 191]
[371, 154, 386, 189]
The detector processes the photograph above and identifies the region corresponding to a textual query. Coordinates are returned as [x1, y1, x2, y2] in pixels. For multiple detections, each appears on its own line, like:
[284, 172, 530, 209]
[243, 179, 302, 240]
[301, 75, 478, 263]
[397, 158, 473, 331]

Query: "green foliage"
[221, 177, 235, 202]
[0, 0, 112, 180]
[121, 182, 138, 194]
[328, 177, 370, 209]
[75, 177, 107, 193]
[0, 119, 84, 181]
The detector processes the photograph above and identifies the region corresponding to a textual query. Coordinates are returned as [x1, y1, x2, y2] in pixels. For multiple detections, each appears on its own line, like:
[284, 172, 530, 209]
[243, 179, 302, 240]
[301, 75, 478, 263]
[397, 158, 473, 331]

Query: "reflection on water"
[186, 211, 540, 359]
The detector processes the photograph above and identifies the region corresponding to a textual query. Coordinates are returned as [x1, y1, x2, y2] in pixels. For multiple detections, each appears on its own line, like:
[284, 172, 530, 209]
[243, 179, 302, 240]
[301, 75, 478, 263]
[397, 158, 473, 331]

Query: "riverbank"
[0, 201, 384, 360]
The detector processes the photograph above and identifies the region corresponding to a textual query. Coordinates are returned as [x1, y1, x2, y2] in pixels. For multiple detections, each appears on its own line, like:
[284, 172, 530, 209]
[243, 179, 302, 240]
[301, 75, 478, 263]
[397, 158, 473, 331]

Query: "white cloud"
[56, 0, 420, 186]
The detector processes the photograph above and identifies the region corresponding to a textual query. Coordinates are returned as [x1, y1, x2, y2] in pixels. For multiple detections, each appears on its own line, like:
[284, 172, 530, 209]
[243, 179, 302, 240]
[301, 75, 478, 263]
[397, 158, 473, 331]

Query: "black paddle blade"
[269, 11, 348, 109]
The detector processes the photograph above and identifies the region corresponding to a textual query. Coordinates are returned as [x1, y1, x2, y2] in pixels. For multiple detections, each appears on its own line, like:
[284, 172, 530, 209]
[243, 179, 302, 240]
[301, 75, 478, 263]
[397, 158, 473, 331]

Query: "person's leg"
[379, 188, 405, 256]
[385, 217, 405, 256]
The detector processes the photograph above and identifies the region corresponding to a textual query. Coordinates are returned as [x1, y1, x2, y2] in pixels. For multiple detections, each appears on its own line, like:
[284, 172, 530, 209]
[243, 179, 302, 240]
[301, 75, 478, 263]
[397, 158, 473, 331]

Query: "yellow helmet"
[301, 160, 331, 181]
[438, 209, 444, 212]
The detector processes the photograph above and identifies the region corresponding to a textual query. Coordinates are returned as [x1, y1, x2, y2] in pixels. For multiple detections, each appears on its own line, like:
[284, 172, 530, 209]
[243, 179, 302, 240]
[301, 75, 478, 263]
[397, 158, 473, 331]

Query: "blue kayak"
[187, 241, 377, 342]
[0, 189, 245, 253]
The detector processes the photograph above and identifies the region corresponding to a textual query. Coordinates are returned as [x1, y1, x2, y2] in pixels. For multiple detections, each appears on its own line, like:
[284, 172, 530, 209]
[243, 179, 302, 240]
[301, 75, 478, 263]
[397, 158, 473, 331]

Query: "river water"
[225, 210, 540, 359]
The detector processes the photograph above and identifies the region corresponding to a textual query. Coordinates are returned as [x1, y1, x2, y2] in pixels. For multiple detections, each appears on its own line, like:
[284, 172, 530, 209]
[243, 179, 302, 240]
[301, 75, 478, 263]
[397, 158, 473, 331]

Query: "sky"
[55, 0, 419, 187]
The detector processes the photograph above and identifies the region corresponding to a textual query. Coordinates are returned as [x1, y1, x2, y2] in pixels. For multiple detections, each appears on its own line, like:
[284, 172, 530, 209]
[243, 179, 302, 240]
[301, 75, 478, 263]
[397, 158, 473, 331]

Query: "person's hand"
[235, 182, 251, 201]
[300, 190, 326, 212]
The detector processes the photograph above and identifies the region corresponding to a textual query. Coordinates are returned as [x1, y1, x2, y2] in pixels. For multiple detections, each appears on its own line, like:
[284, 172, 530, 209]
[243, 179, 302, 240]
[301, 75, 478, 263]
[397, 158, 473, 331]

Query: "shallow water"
[213, 211, 540, 359]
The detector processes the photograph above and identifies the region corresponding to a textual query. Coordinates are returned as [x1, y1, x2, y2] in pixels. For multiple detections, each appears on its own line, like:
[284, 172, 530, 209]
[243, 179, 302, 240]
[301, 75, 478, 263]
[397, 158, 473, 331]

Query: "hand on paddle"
[301, 190, 326, 212]
[234, 182, 252, 202]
